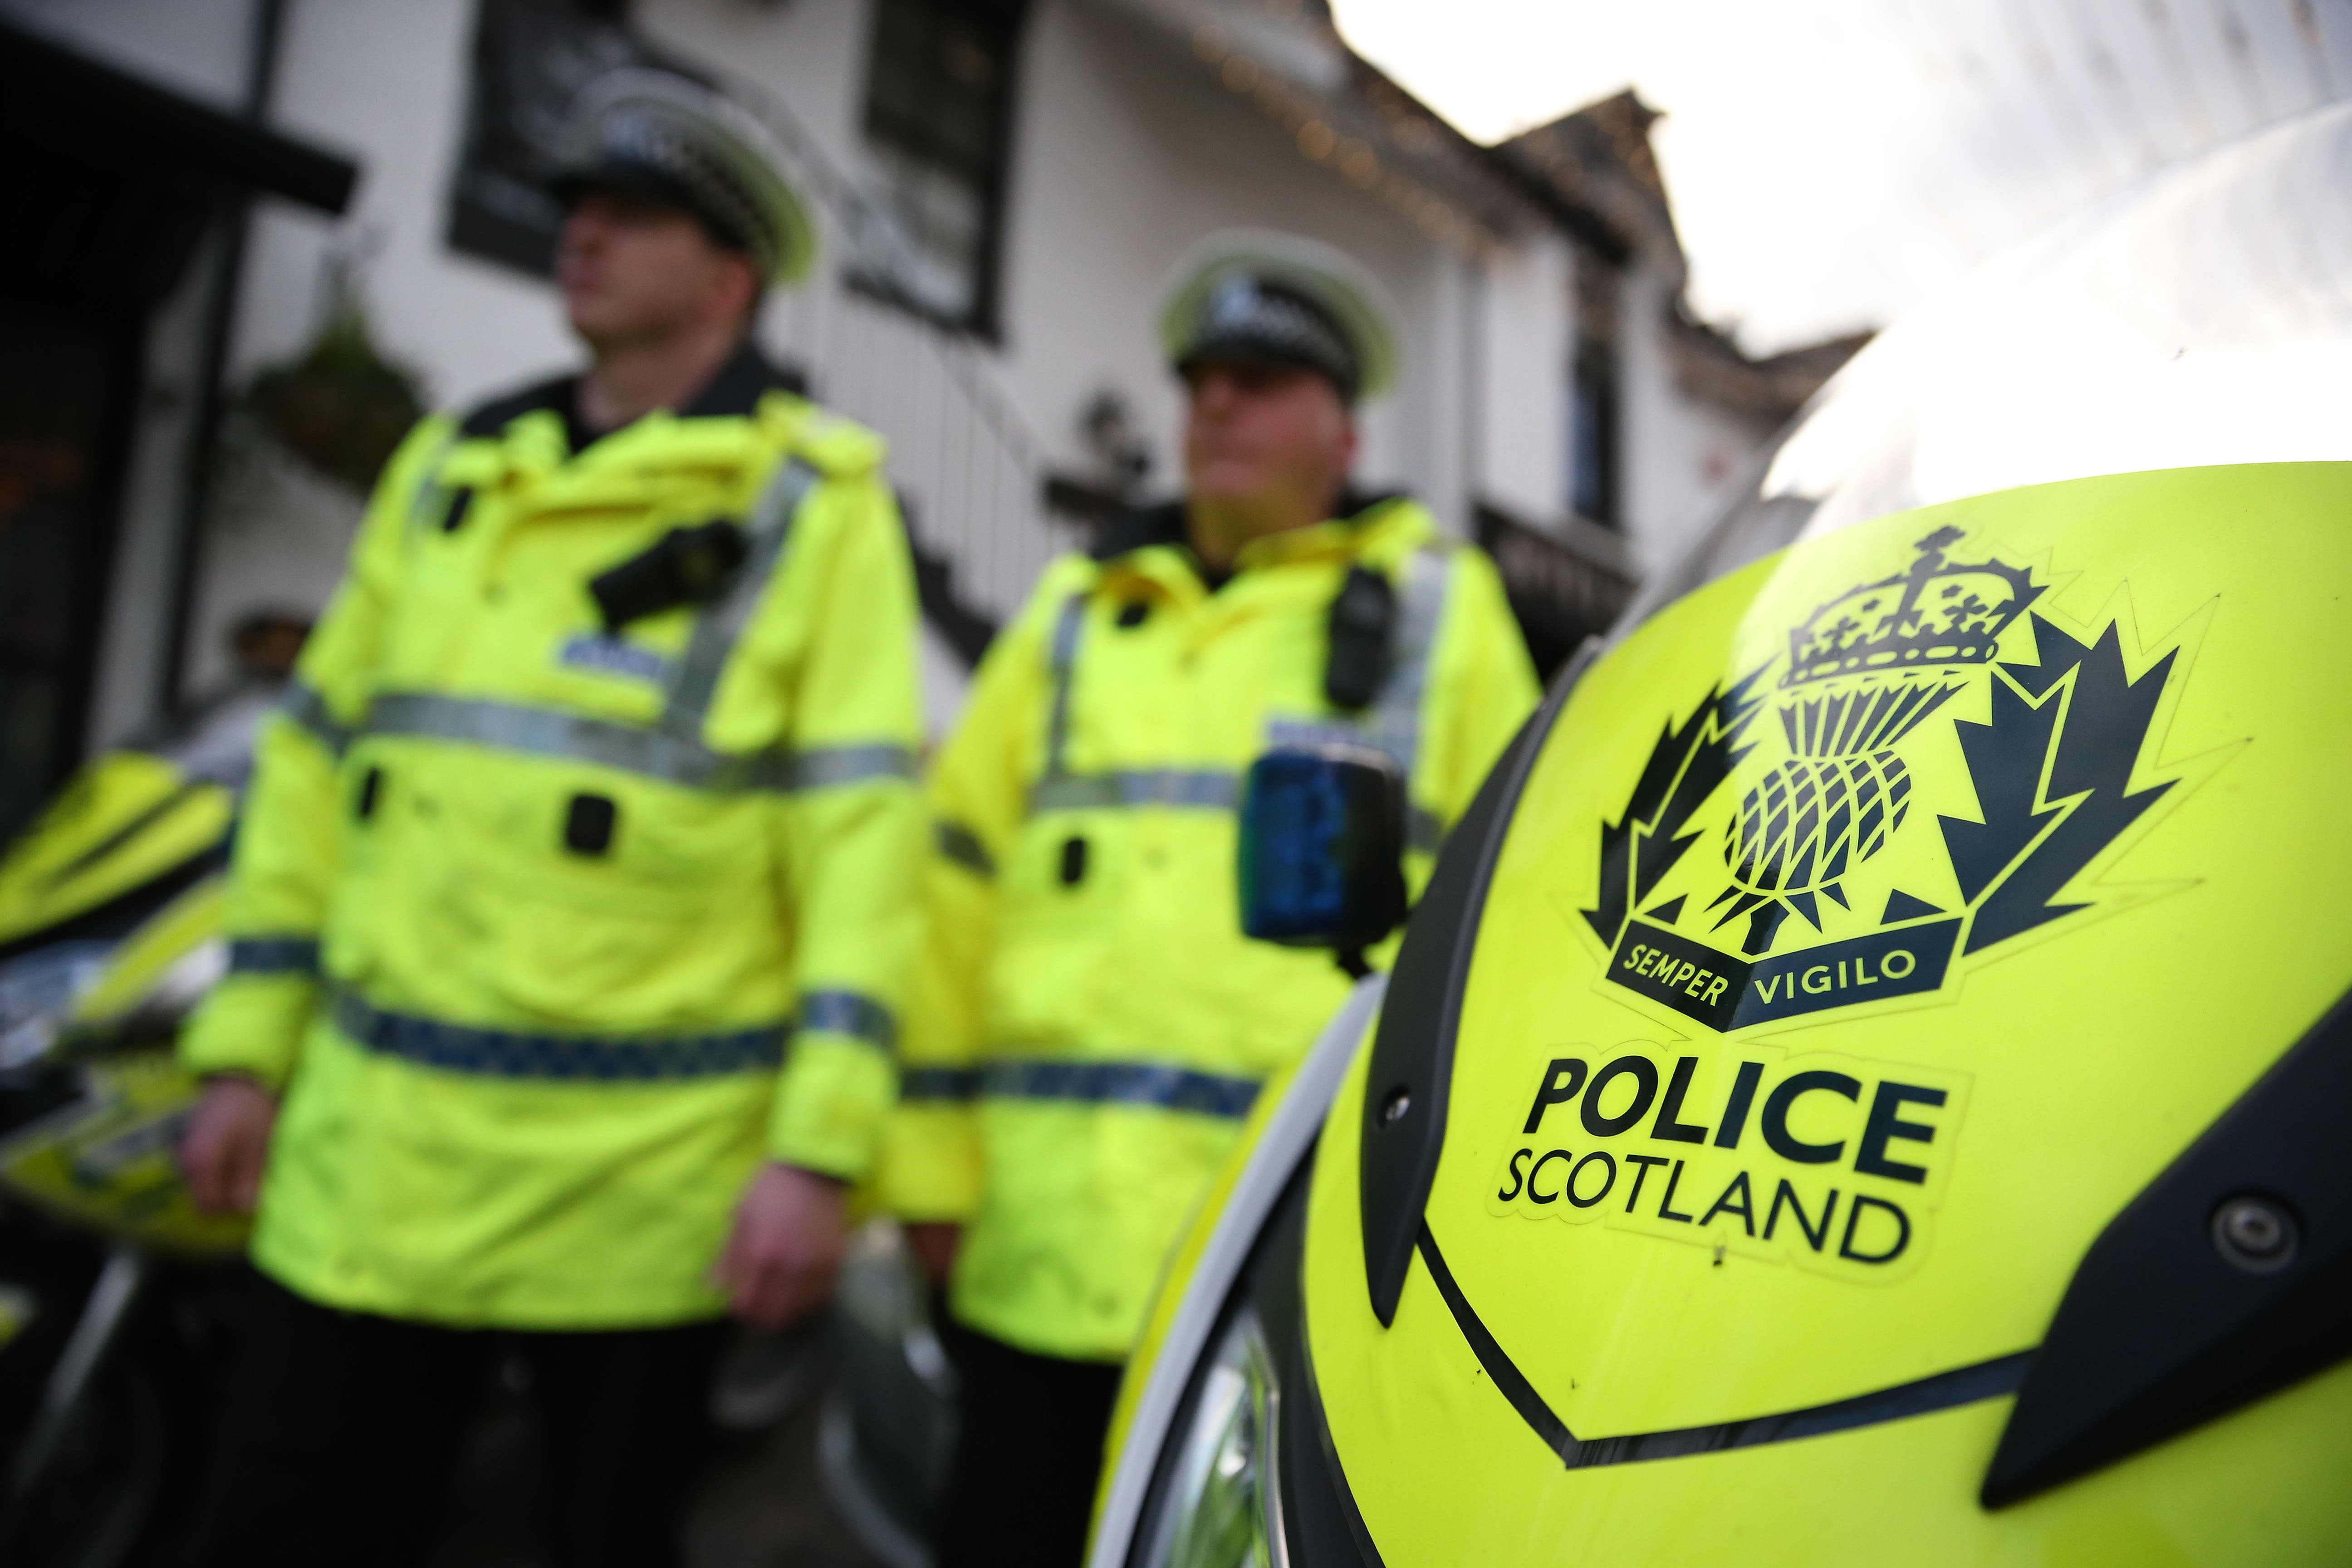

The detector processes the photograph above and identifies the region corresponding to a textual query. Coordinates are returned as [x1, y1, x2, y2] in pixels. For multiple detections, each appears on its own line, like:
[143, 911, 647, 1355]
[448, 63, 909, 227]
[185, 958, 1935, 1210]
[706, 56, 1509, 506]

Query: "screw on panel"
[1379, 1087, 1411, 1125]
[2210, 1194, 2298, 1274]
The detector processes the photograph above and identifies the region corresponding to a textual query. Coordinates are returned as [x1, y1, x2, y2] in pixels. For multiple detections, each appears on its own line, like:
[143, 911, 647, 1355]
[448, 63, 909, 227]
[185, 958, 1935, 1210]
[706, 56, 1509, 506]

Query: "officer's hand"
[716, 1162, 848, 1331]
[180, 1075, 279, 1213]
[903, 1221, 962, 1288]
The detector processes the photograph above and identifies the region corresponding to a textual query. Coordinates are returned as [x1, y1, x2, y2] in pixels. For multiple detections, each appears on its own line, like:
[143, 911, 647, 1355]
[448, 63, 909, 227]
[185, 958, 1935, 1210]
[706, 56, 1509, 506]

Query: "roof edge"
[0, 18, 358, 214]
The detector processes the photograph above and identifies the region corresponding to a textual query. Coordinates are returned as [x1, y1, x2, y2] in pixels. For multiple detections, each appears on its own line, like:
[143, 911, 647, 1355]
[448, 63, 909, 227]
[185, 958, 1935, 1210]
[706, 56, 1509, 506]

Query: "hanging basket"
[245, 305, 426, 494]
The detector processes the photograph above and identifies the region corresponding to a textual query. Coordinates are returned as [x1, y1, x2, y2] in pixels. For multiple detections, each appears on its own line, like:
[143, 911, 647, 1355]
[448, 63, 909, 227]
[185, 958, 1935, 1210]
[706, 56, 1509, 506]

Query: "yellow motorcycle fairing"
[64, 875, 227, 1039]
[0, 1049, 247, 1258]
[1300, 462, 2352, 1565]
[0, 751, 232, 949]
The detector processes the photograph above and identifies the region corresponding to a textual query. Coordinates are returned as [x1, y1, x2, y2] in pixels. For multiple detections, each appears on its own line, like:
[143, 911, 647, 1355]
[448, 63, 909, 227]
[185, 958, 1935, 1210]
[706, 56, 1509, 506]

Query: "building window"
[1568, 251, 1621, 529]
[447, 0, 687, 278]
[857, 0, 1025, 334]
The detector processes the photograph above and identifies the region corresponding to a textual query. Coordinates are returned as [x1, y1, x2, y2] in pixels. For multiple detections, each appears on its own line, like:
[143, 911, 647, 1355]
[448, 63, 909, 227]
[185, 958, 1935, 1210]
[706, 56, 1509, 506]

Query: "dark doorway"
[0, 20, 355, 840]
[0, 312, 141, 837]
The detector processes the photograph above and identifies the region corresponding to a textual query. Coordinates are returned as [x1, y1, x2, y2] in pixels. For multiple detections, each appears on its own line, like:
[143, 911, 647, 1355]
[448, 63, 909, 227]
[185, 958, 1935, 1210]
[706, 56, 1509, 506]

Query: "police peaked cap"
[553, 69, 818, 285]
[1159, 230, 1402, 403]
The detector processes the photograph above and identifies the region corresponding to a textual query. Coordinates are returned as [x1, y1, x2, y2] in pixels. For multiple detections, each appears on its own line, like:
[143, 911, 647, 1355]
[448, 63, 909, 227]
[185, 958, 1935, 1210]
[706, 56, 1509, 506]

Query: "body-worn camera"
[1237, 740, 1406, 963]
[587, 519, 749, 629]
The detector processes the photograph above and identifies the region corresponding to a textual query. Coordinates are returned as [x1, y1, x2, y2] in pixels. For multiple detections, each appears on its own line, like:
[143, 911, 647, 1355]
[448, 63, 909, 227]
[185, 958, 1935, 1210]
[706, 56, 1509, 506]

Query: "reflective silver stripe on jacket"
[1034, 770, 1438, 845]
[1039, 591, 1088, 779]
[406, 430, 461, 528]
[1029, 769, 1239, 813]
[279, 683, 353, 757]
[1364, 548, 1451, 781]
[661, 457, 818, 743]
[1406, 806, 1446, 854]
[1389, 548, 1455, 853]
[1022, 549, 1456, 843]
[368, 456, 900, 785]
[779, 745, 918, 789]
[359, 693, 912, 794]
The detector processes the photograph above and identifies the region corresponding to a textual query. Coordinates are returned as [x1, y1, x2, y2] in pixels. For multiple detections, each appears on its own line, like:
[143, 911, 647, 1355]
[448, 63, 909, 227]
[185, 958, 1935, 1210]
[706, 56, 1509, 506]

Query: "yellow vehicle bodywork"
[0, 751, 231, 949]
[65, 876, 226, 1033]
[0, 752, 242, 1261]
[0, 876, 243, 1258]
[1294, 461, 2352, 1563]
[0, 1050, 246, 1259]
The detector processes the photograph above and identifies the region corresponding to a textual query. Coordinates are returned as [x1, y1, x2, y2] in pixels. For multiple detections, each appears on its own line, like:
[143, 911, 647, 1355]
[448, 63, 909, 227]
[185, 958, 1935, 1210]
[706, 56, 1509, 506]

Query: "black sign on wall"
[446, 0, 704, 277]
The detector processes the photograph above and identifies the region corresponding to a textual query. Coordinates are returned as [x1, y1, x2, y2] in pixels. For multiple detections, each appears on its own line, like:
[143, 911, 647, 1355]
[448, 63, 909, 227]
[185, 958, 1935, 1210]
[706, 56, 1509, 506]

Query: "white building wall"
[16, 0, 1789, 740]
[175, 0, 577, 694]
[0, 0, 249, 105]
[196, 0, 1483, 649]
[983, 3, 1461, 520]
[240, 0, 572, 410]
[1474, 233, 1573, 528]
[1616, 264, 1774, 578]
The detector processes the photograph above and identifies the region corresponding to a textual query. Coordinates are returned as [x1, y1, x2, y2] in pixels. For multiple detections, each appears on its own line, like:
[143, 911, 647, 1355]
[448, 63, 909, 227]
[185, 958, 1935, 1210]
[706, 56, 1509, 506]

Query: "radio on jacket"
[1236, 742, 1405, 954]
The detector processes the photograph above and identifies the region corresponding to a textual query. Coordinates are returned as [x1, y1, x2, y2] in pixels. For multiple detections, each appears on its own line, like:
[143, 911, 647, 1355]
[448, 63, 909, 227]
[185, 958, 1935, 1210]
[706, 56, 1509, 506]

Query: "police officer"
[176, 70, 923, 1566]
[881, 230, 1541, 1567]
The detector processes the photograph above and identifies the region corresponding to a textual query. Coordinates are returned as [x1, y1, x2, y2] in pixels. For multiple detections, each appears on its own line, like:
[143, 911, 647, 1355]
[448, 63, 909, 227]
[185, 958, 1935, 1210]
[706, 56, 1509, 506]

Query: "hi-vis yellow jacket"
[880, 496, 1538, 1361]
[180, 349, 925, 1329]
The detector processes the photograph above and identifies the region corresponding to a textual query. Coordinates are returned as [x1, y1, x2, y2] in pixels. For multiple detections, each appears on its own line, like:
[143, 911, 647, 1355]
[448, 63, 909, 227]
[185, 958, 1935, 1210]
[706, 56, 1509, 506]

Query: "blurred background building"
[0, 0, 1875, 840]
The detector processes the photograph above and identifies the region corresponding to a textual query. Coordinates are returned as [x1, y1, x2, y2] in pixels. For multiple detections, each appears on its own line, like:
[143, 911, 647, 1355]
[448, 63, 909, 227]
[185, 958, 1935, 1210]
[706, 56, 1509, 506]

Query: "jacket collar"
[1089, 500, 1189, 562]
[679, 340, 806, 420]
[457, 341, 806, 449]
[1091, 489, 1413, 580]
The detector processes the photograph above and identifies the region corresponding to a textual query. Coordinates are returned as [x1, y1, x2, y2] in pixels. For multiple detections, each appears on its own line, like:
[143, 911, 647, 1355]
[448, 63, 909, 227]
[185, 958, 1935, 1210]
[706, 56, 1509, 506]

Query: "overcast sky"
[1331, 0, 2352, 353]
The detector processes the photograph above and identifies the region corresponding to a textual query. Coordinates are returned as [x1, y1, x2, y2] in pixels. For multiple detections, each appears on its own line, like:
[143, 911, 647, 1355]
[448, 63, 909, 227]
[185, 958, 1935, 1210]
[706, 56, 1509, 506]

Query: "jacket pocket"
[990, 812, 1129, 1049]
[363, 749, 785, 1030]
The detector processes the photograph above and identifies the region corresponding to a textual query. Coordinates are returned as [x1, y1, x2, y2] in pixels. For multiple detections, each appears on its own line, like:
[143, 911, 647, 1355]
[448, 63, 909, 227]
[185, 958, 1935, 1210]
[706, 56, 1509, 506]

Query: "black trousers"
[195, 1273, 727, 1568]
[935, 1319, 1125, 1568]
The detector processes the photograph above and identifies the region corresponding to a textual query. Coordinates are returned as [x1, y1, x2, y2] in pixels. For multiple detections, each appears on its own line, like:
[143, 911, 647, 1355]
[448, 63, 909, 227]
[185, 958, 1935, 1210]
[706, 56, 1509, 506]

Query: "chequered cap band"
[1176, 274, 1361, 401]
[572, 107, 780, 278]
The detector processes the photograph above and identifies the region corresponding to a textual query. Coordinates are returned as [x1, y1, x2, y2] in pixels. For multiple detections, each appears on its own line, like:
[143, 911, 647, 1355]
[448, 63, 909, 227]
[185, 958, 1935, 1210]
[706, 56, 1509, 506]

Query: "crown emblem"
[1697, 527, 2047, 957]
[1784, 525, 2040, 688]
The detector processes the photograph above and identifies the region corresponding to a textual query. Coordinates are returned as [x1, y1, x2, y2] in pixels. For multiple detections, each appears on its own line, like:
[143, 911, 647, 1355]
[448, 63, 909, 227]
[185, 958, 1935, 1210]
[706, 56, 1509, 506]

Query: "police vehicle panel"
[1091, 101, 2352, 1568]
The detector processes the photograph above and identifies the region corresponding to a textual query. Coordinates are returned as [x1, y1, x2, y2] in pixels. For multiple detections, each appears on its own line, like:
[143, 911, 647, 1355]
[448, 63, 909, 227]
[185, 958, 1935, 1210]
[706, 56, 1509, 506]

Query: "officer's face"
[558, 190, 759, 351]
[1182, 360, 1357, 522]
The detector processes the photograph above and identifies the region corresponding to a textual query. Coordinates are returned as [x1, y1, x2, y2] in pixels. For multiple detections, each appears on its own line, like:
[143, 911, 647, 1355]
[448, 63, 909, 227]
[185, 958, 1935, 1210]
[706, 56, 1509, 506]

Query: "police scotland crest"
[1582, 523, 2204, 1035]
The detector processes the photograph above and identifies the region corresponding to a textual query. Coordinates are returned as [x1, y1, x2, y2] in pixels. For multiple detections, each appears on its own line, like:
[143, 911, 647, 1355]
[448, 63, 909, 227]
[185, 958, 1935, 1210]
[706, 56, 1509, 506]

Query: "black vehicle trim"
[0, 846, 226, 967]
[1358, 639, 1599, 1326]
[1264, 1152, 1386, 1568]
[1288, 1291, 1388, 1568]
[1983, 981, 2352, 1507]
[1414, 1222, 2033, 1469]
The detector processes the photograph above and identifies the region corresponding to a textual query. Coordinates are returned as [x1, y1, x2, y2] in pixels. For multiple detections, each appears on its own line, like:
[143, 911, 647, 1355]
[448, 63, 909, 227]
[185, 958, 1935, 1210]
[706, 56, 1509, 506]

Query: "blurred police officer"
[177, 70, 924, 1567]
[882, 231, 1541, 1567]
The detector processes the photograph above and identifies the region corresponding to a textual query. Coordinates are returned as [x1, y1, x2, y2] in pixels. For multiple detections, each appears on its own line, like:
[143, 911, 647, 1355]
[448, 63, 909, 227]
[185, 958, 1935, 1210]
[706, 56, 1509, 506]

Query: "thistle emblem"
[1579, 521, 2192, 1038]
[1713, 527, 2039, 953]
